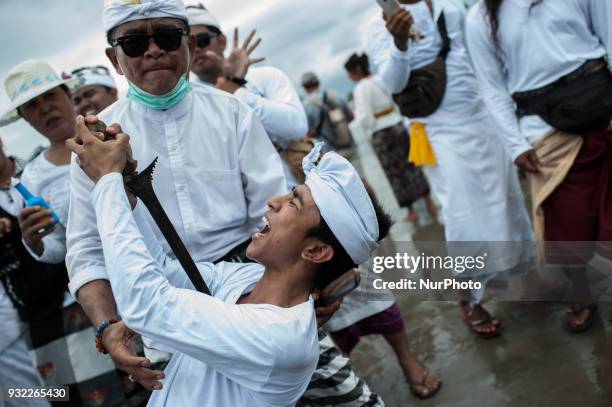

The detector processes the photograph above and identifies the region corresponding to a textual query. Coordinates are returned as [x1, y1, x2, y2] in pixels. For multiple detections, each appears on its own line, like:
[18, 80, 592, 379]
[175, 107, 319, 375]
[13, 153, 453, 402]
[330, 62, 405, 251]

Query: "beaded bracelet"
[95, 319, 120, 354]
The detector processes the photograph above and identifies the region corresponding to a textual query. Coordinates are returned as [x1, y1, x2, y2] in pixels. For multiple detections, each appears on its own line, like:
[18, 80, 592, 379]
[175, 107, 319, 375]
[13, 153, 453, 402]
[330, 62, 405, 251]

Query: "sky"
[0, 0, 477, 157]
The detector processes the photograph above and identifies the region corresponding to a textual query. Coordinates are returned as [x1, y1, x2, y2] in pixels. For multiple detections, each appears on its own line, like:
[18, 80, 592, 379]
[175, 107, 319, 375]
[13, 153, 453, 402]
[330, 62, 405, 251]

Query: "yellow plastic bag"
[408, 122, 437, 166]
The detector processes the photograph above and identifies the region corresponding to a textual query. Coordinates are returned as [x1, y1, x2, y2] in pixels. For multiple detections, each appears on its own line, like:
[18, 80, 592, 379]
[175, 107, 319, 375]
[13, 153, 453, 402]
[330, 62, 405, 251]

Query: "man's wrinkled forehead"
[111, 17, 185, 37]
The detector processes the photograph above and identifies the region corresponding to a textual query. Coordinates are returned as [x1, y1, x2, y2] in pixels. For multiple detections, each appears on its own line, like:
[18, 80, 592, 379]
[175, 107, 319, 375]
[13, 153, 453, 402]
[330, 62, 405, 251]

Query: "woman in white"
[366, 0, 534, 337]
[1, 60, 134, 406]
[346, 53, 436, 224]
[464, 0, 611, 332]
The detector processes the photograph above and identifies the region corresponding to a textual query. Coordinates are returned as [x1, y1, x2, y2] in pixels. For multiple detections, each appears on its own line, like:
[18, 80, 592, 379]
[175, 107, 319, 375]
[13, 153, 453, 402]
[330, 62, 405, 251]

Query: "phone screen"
[376, 0, 400, 15]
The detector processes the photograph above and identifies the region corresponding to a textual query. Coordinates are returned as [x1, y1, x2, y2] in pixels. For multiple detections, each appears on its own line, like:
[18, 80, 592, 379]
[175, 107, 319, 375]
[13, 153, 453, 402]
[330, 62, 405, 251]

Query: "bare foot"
[405, 208, 419, 223]
[425, 195, 437, 219]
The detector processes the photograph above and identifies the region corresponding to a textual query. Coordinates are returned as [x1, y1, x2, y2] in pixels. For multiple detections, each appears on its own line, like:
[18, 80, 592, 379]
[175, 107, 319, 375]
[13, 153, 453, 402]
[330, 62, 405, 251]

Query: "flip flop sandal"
[461, 307, 502, 339]
[562, 303, 598, 334]
[409, 369, 442, 400]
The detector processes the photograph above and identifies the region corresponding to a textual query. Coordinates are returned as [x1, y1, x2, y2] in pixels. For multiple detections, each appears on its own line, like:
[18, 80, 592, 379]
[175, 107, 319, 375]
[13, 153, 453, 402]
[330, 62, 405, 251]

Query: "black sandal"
[562, 303, 598, 334]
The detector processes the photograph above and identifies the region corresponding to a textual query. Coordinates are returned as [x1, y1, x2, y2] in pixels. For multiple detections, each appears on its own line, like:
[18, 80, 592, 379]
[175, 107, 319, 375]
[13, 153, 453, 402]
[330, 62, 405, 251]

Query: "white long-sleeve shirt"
[366, 0, 484, 123]
[234, 66, 308, 149]
[465, 0, 611, 160]
[66, 84, 286, 297]
[92, 172, 318, 407]
[350, 76, 403, 136]
[20, 152, 69, 265]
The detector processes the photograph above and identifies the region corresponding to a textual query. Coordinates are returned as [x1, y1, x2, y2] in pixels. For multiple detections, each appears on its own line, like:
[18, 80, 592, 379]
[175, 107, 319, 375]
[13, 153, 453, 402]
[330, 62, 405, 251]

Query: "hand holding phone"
[377, 0, 400, 16]
[376, 0, 423, 43]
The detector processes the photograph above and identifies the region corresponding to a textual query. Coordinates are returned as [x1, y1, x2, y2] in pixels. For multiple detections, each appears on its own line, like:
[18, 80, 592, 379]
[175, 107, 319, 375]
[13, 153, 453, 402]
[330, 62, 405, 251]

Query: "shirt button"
[186, 225, 193, 232]
[177, 185, 185, 192]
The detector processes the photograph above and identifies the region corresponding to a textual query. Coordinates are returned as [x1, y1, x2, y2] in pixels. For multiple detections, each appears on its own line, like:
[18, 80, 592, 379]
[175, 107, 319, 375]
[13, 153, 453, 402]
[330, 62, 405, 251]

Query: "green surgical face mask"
[127, 73, 192, 110]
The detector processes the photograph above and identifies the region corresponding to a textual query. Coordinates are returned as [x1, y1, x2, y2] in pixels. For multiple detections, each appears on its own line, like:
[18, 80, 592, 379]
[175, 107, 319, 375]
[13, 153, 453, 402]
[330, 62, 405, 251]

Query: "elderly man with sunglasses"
[66, 0, 288, 390]
[186, 4, 309, 187]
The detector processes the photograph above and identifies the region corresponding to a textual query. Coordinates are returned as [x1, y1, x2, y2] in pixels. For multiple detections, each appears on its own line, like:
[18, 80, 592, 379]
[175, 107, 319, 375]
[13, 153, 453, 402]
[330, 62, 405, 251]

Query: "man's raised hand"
[210, 28, 265, 81]
[385, 8, 414, 51]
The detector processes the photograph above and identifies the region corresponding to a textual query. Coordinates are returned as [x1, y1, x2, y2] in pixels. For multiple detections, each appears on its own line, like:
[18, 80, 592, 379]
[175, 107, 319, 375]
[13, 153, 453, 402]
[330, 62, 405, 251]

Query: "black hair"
[484, 0, 543, 51]
[307, 188, 393, 290]
[303, 80, 319, 90]
[344, 53, 371, 76]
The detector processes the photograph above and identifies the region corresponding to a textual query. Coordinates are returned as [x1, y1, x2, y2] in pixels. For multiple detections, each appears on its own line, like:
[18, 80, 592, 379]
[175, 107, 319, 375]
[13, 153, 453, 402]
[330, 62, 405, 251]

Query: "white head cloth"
[185, 3, 221, 30]
[303, 142, 380, 265]
[103, 0, 187, 32]
[70, 66, 117, 92]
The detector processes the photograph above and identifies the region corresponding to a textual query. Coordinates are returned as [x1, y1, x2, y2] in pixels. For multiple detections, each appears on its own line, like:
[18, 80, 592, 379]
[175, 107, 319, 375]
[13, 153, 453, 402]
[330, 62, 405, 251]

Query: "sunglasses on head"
[193, 32, 219, 49]
[110, 28, 188, 58]
[71, 65, 111, 76]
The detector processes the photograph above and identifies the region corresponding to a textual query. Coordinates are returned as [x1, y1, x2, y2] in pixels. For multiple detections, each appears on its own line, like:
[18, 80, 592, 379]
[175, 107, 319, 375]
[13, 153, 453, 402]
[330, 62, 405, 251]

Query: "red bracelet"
[95, 319, 120, 354]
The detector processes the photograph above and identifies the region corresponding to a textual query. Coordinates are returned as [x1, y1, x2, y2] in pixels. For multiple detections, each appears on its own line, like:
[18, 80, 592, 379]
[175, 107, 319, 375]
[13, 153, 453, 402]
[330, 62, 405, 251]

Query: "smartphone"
[377, 0, 400, 16]
[318, 270, 361, 306]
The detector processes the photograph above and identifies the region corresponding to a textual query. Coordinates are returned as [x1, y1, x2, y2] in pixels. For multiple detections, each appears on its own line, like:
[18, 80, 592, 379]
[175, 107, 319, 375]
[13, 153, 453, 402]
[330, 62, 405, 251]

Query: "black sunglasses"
[71, 65, 111, 76]
[193, 32, 219, 49]
[110, 28, 188, 58]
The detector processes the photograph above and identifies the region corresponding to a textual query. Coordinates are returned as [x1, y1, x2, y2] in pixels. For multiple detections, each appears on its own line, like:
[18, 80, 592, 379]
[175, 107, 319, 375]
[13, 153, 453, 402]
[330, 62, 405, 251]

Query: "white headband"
[303, 143, 380, 265]
[185, 3, 221, 30]
[103, 0, 187, 32]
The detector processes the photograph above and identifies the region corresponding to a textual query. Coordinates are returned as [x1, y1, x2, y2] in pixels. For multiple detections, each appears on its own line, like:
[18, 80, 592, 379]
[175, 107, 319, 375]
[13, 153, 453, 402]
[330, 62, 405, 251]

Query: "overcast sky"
[0, 0, 476, 157]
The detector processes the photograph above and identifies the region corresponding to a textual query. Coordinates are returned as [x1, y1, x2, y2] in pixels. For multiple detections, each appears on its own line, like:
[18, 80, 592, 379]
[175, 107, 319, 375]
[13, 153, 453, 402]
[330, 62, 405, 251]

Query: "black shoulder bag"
[393, 12, 451, 118]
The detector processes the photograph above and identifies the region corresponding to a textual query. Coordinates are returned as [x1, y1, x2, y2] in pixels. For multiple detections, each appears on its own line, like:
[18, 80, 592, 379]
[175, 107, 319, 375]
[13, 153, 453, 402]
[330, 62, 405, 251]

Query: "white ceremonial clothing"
[195, 66, 307, 188]
[234, 66, 308, 150]
[20, 153, 69, 265]
[19, 153, 73, 307]
[350, 76, 403, 136]
[66, 84, 286, 296]
[366, 0, 534, 274]
[465, 0, 612, 160]
[92, 173, 318, 407]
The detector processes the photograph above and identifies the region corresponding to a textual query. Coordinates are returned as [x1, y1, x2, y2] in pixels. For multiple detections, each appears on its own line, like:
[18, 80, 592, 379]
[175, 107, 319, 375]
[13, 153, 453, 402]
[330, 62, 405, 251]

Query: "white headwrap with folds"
[103, 0, 188, 32]
[185, 3, 221, 30]
[303, 143, 380, 265]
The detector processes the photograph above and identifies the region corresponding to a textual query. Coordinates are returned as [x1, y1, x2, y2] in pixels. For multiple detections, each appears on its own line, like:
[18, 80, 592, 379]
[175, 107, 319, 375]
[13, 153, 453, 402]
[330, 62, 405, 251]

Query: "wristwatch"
[227, 76, 248, 86]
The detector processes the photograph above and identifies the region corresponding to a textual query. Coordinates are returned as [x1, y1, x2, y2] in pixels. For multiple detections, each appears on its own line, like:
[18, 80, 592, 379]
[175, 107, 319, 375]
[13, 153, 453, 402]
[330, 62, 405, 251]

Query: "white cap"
[70, 65, 117, 92]
[185, 2, 221, 31]
[1, 60, 76, 127]
[103, 0, 188, 33]
[303, 143, 380, 265]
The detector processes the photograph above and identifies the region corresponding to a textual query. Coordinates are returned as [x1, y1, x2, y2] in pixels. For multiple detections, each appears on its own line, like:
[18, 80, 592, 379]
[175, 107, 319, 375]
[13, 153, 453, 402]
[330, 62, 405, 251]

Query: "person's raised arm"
[234, 67, 308, 145]
[93, 172, 278, 391]
[66, 143, 120, 325]
[368, 10, 414, 94]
